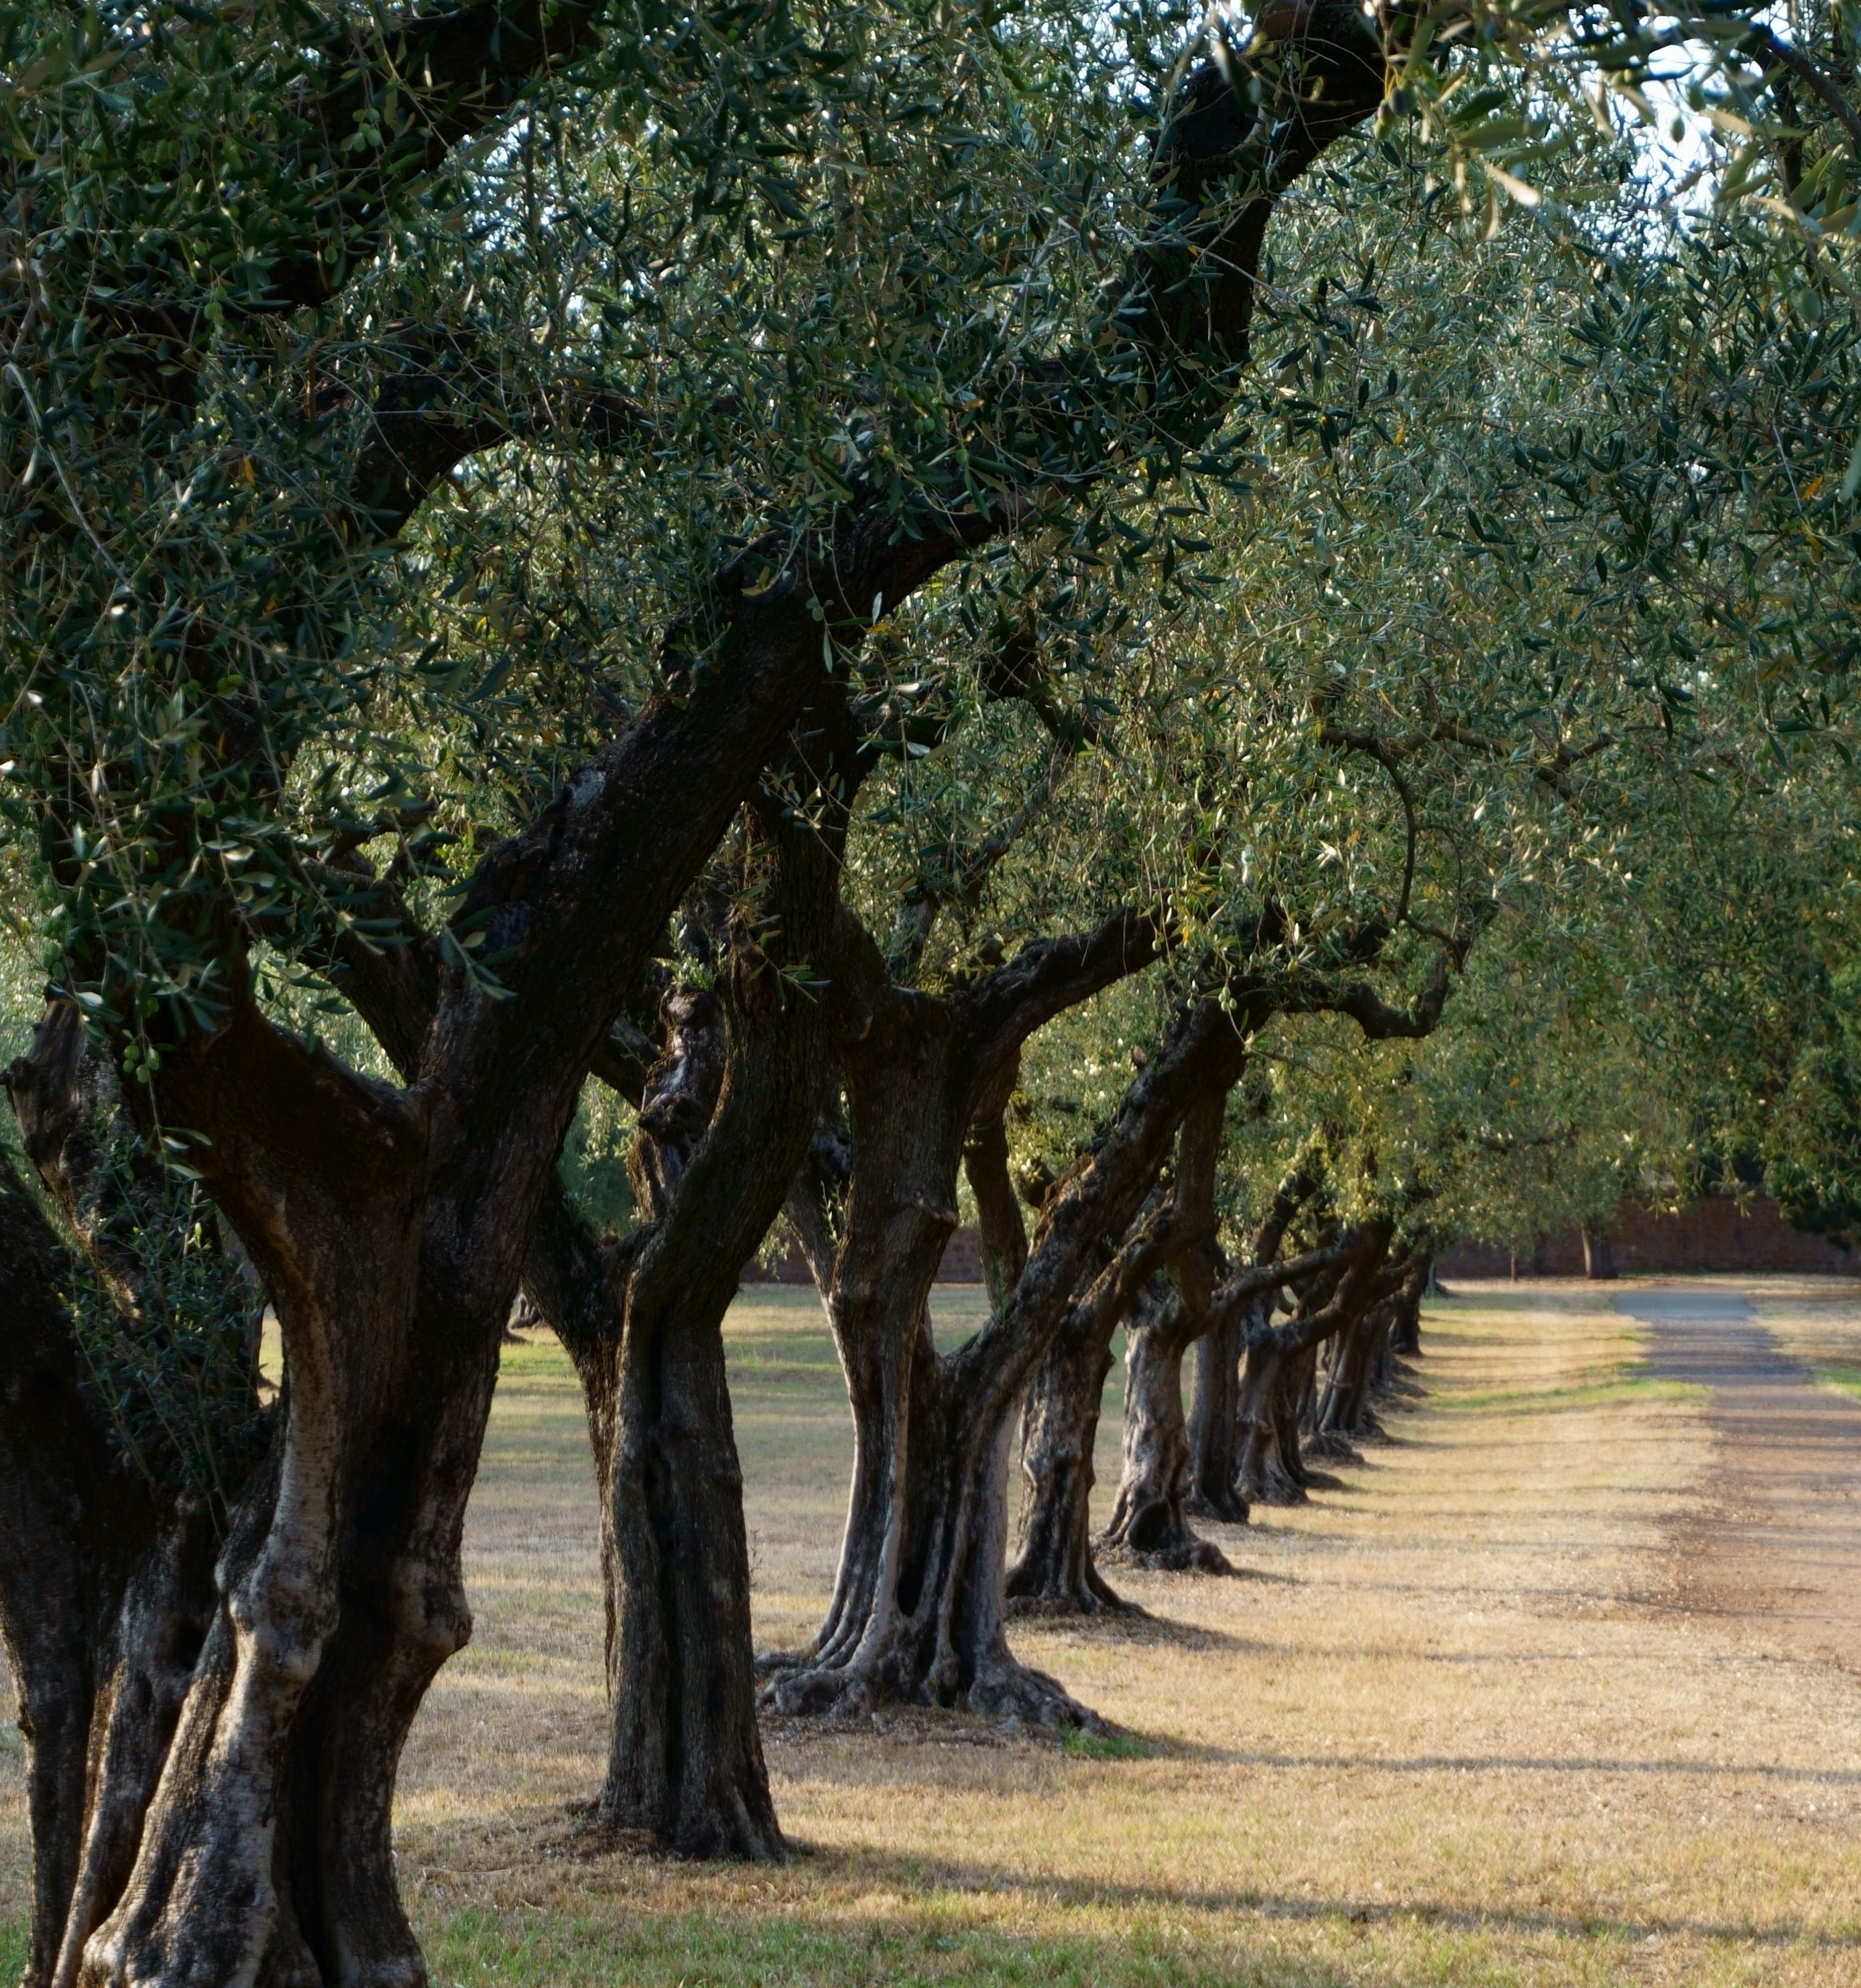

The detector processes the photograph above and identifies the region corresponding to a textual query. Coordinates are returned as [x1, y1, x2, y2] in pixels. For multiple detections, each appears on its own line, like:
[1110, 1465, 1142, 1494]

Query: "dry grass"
[1741, 1273, 1861, 1400]
[5, 1280, 1861, 1986]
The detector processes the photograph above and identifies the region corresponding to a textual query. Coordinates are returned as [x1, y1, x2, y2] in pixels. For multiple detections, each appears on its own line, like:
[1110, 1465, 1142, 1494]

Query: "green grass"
[1444, 1371, 1707, 1412]
[1812, 1367, 1861, 1400]
[426, 1901, 1520, 1988]
[1059, 1727, 1152, 1761]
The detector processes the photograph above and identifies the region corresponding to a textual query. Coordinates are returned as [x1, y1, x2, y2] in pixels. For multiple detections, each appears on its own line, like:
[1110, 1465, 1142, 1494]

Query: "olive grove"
[3, 0, 1861, 1983]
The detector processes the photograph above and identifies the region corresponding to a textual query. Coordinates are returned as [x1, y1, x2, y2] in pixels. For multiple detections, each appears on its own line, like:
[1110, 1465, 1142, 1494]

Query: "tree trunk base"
[1335, 1407, 1390, 1442]
[1004, 1588, 1140, 1621]
[1238, 1451, 1307, 1505]
[965, 1652, 1103, 1731]
[1183, 1482, 1251, 1524]
[595, 1780, 787, 1865]
[1004, 1560, 1134, 1619]
[1303, 1431, 1364, 1463]
[1097, 1532, 1233, 1575]
[758, 1643, 1101, 1731]
[756, 1641, 915, 1721]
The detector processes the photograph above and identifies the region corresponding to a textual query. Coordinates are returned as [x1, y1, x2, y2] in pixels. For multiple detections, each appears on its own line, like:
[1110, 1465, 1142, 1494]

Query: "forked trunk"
[1008, 1162, 1242, 1610]
[1235, 1329, 1307, 1507]
[756, 971, 983, 1715]
[528, 808, 844, 1858]
[767, 984, 1236, 1718]
[759, 1115, 1093, 1723]
[764, 1289, 1094, 1725]
[1312, 1306, 1382, 1448]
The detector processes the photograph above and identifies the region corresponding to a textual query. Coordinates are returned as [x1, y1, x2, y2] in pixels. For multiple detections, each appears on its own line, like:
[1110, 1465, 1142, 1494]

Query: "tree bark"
[1005, 1306, 1127, 1615]
[1185, 1312, 1246, 1521]
[764, 989, 1238, 1722]
[1234, 1227, 1396, 1499]
[0, 1150, 221, 1988]
[1235, 1330, 1305, 1507]
[1189, 1154, 1319, 1517]
[1582, 1223, 1618, 1281]
[1312, 1292, 1395, 1448]
[1098, 1091, 1232, 1573]
[1004, 1188, 1219, 1614]
[0, 983, 488, 1988]
[1389, 1257, 1427, 1355]
[1100, 1294, 1228, 1570]
[522, 804, 845, 1858]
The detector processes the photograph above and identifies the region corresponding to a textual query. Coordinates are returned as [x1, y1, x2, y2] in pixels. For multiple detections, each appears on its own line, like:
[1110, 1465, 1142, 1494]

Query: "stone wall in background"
[745, 1191, 1856, 1288]
[1437, 1188, 1856, 1279]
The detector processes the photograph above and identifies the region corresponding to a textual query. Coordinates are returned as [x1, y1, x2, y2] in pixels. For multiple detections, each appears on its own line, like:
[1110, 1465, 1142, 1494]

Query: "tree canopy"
[5, 0, 1861, 1981]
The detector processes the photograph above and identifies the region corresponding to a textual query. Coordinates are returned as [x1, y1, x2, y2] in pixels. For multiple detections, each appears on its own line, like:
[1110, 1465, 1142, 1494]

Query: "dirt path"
[1624, 1285, 1861, 1670]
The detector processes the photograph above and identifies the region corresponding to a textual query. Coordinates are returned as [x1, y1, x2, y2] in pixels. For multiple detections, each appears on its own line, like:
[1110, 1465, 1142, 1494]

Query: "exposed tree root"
[1005, 1585, 1145, 1620]
[1004, 1557, 1134, 1618]
[758, 1642, 1101, 1731]
[965, 1653, 1104, 1731]
[1097, 1533, 1234, 1575]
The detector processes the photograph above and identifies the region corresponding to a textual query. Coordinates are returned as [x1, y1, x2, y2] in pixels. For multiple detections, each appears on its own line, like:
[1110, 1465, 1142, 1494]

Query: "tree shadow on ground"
[1010, 1605, 1263, 1653]
[782, 1847, 1860, 1955]
[410, 1869, 1858, 1988]
[422, 1900, 1386, 1988]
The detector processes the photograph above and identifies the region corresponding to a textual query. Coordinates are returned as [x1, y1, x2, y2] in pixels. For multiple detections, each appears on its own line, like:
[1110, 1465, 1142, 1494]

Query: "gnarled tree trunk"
[765, 987, 1237, 1723]
[1234, 1328, 1306, 1507]
[4, 7, 1410, 1965]
[1005, 1174, 1235, 1615]
[1236, 1227, 1396, 1501]
[525, 804, 845, 1858]
[1189, 1150, 1320, 1520]
[0, 989, 496, 1988]
[1311, 1296, 1391, 1451]
[1388, 1257, 1427, 1355]
[1099, 1291, 1228, 1571]
[1005, 1302, 1126, 1616]
[0, 1150, 221, 1988]
[1098, 1092, 1231, 1573]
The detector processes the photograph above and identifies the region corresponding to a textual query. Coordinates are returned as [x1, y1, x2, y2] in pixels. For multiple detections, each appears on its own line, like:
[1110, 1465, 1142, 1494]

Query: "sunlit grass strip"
[1442, 1373, 1709, 1412]
[422, 1899, 1618, 1988]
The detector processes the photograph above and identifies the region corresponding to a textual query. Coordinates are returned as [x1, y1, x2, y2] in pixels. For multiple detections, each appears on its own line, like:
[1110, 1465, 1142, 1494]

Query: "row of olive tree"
[4, 1, 1860, 1983]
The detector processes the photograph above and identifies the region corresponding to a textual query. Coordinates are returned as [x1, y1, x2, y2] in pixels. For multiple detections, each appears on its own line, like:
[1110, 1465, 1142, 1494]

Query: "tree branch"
[1746, 23, 1861, 153]
[267, 0, 615, 312]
